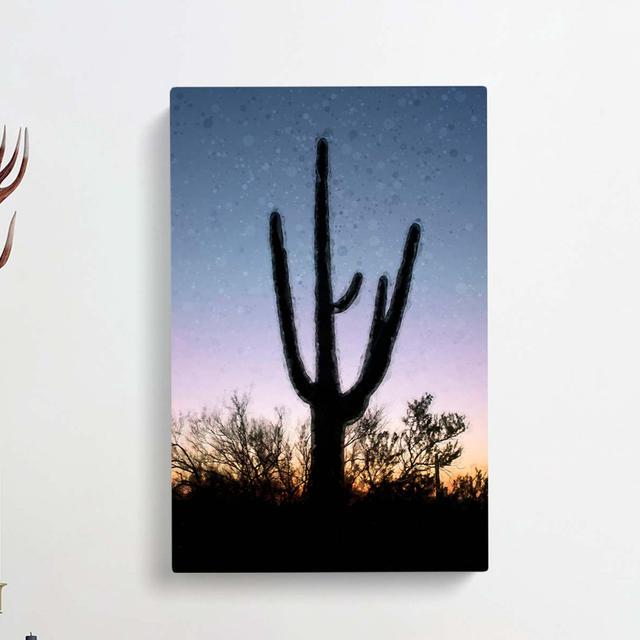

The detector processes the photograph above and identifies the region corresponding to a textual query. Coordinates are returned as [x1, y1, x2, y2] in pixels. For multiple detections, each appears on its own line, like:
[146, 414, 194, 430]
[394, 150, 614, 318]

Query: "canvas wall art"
[171, 87, 487, 571]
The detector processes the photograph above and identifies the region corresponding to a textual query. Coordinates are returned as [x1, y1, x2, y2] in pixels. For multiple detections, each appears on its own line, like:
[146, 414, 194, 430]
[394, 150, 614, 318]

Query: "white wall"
[1, 1, 639, 638]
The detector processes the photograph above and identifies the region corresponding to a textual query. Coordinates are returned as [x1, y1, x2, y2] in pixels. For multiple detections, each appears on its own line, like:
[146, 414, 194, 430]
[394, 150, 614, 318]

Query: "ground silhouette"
[172, 393, 488, 571]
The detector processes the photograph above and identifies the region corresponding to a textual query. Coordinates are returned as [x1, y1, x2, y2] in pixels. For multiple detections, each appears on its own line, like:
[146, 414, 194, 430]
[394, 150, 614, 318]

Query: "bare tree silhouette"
[396, 393, 467, 496]
[344, 395, 468, 497]
[449, 468, 488, 503]
[344, 408, 400, 493]
[172, 394, 309, 503]
[269, 138, 421, 504]
[172, 393, 469, 503]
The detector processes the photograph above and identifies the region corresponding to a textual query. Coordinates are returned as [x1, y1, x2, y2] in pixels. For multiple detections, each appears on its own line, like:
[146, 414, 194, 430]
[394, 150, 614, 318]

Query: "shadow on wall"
[140, 110, 477, 590]
[141, 110, 172, 586]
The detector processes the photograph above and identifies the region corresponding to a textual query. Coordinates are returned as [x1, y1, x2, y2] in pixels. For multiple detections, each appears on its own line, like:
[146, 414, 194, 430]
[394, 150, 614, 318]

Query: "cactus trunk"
[309, 408, 345, 505]
[269, 137, 421, 505]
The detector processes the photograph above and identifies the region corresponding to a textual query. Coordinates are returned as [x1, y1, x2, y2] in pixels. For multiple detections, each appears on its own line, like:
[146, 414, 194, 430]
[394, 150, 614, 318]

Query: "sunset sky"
[171, 87, 486, 473]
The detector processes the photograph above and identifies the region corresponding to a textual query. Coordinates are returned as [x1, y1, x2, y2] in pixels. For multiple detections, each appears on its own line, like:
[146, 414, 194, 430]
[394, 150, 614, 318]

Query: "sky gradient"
[171, 87, 486, 473]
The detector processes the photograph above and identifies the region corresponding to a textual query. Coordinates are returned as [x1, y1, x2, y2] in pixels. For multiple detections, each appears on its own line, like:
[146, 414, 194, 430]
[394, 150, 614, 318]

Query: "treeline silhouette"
[172, 392, 486, 503]
[172, 393, 488, 571]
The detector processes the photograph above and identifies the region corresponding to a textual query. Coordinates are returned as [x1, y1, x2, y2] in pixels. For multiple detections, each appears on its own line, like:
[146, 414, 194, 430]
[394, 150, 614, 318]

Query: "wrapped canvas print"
[171, 87, 487, 571]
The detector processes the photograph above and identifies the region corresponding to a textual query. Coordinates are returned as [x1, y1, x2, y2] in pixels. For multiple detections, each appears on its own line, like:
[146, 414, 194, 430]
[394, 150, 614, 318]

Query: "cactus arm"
[313, 138, 339, 390]
[269, 210, 315, 403]
[384, 223, 421, 330]
[333, 272, 363, 313]
[368, 274, 388, 341]
[343, 223, 421, 419]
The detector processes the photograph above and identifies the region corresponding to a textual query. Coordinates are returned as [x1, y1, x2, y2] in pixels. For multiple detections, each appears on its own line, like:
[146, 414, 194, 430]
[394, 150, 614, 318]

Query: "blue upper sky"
[170, 86, 486, 468]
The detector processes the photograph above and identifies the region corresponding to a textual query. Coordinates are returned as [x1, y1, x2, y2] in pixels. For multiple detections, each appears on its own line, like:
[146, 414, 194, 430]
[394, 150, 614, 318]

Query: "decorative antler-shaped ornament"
[0, 126, 29, 269]
[0, 125, 28, 612]
[270, 138, 421, 503]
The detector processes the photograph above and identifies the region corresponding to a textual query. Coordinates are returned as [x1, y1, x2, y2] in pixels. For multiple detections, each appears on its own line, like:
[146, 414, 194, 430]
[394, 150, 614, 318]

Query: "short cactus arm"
[269, 210, 315, 403]
[343, 222, 421, 419]
[333, 272, 363, 313]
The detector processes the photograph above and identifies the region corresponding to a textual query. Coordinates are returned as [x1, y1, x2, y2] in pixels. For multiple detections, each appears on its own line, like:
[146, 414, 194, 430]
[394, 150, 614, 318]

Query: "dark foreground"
[173, 493, 488, 572]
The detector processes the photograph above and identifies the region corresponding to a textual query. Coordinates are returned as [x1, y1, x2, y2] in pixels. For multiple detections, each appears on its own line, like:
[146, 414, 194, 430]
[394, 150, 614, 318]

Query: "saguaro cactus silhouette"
[269, 138, 421, 504]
